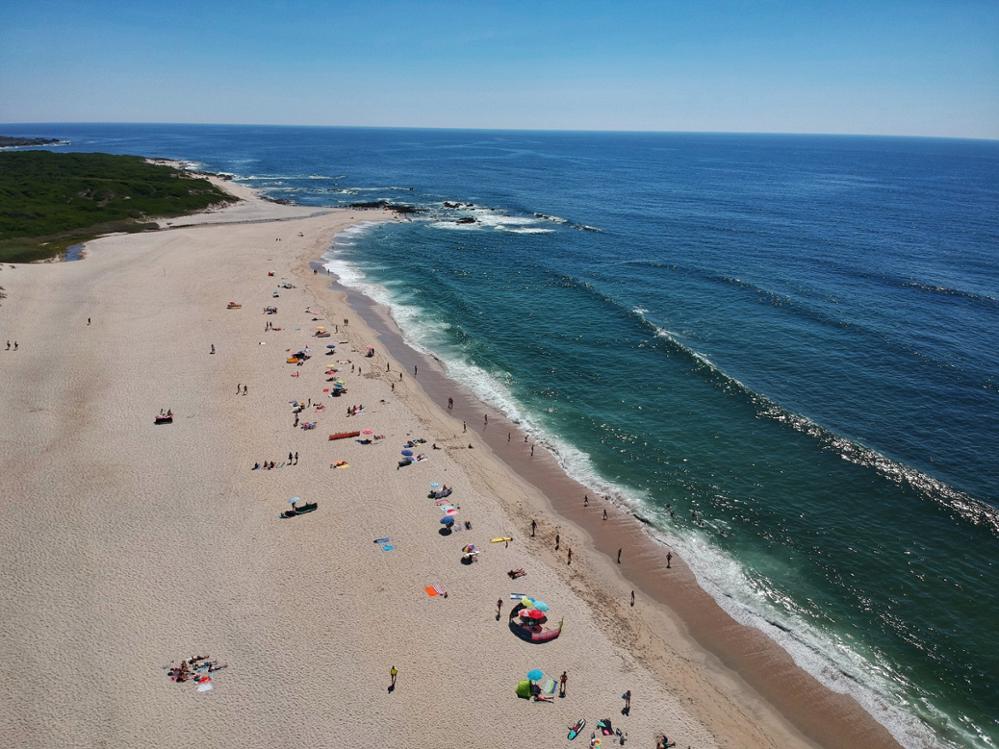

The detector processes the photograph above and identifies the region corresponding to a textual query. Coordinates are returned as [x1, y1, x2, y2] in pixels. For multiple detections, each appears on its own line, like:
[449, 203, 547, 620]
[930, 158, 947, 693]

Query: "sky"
[1, 0, 997, 138]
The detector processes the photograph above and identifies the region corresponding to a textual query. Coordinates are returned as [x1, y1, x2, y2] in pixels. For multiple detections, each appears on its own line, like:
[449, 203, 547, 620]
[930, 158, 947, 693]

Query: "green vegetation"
[0, 151, 237, 262]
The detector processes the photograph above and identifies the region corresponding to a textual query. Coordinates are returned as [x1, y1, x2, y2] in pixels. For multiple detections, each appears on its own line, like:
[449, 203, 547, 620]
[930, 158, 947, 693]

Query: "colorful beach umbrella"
[527, 668, 543, 682]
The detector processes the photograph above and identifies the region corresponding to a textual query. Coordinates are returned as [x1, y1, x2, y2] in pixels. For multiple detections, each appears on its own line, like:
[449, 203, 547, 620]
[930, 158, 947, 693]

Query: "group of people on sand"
[4, 340, 18, 350]
[346, 404, 364, 416]
[166, 655, 226, 683]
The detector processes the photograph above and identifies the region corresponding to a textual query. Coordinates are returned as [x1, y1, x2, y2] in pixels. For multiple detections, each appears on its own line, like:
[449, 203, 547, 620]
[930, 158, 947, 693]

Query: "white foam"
[499, 227, 555, 234]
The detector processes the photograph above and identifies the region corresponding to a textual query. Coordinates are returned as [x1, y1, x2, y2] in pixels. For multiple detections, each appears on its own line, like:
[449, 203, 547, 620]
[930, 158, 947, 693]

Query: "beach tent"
[515, 680, 532, 699]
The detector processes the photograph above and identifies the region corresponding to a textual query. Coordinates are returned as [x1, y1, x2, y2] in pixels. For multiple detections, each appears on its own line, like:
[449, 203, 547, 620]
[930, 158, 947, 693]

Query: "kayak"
[328, 431, 361, 441]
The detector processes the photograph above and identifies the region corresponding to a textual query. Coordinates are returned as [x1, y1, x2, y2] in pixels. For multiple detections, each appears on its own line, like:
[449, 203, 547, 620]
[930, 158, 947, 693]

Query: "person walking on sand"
[13, 341, 17, 350]
[531, 519, 537, 537]
[559, 671, 568, 698]
[621, 689, 631, 715]
[531, 444, 535, 457]
[484, 413, 488, 426]
[243, 385, 248, 395]
[507, 432, 511, 442]
[288, 452, 293, 463]
[603, 508, 608, 521]
[666, 551, 672, 569]
[388, 665, 398, 692]
[448, 397, 453, 410]
[555, 532, 560, 551]
[496, 598, 503, 620]
[630, 590, 635, 607]
[584, 494, 589, 507]
[413, 364, 418, 375]
[567, 547, 572, 565]
[294, 451, 299, 465]
[463, 421, 467, 433]
[617, 548, 622, 564]
[210, 344, 215, 355]
[87, 317, 91, 326]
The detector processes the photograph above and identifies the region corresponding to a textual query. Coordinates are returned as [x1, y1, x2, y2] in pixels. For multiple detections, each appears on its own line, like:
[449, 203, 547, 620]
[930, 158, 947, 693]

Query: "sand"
[0, 184, 898, 748]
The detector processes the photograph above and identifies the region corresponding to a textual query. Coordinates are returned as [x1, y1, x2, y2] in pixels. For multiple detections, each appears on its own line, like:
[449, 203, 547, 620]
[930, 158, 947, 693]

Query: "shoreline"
[0, 176, 902, 749]
[311, 234, 905, 749]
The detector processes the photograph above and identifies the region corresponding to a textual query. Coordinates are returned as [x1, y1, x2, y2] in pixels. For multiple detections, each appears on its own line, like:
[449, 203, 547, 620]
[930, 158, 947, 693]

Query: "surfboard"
[567, 718, 586, 740]
[491, 536, 513, 543]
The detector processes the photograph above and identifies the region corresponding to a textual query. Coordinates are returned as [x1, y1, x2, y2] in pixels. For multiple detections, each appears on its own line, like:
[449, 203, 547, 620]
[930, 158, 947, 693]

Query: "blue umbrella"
[527, 668, 544, 682]
[440, 516, 455, 526]
[401, 449, 414, 457]
[325, 344, 336, 349]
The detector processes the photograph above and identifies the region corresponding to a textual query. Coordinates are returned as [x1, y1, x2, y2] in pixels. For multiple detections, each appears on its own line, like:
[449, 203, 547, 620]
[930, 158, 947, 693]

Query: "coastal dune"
[0, 187, 890, 748]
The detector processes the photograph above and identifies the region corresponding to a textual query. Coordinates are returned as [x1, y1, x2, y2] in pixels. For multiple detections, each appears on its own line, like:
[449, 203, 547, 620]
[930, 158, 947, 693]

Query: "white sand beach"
[0, 184, 898, 748]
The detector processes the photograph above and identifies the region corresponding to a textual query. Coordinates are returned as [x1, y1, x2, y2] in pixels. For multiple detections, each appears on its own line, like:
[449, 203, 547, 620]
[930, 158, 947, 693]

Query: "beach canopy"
[527, 668, 544, 682]
[440, 516, 455, 526]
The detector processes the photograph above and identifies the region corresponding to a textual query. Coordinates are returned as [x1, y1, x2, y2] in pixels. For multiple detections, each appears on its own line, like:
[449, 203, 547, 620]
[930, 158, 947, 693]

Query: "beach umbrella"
[462, 544, 478, 553]
[439, 516, 455, 526]
[326, 344, 336, 349]
[288, 496, 301, 505]
[525, 609, 545, 620]
[401, 449, 414, 457]
[526, 668, 543, 682]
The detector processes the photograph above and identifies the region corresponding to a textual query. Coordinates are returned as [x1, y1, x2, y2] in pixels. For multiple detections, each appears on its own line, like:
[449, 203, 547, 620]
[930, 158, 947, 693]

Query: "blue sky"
[1, 0, 997, 138]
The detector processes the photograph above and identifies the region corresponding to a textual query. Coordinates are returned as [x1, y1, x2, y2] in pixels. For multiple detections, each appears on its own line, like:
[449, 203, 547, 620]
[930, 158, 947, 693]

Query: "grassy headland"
[0, 151, 236, 262]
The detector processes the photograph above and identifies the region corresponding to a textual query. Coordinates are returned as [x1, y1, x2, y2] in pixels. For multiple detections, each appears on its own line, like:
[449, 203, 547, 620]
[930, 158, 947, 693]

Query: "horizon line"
[1, 120, 997, 143]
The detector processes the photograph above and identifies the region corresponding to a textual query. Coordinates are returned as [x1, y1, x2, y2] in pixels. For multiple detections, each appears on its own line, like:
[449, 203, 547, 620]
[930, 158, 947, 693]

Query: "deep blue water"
[5, 124, 998, 747]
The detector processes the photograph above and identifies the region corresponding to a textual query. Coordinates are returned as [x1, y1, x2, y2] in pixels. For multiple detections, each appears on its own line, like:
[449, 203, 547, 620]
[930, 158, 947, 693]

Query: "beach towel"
[374, 537, 390, 544]
[382, 544, 395, 551]
[424, 586, 439, 597]
[197, 682, 214, 692]
[540, 678, 557, 697]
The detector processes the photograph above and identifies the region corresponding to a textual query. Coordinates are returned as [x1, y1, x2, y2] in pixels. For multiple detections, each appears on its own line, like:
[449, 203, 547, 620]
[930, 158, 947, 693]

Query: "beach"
[0, 182, 900, 748]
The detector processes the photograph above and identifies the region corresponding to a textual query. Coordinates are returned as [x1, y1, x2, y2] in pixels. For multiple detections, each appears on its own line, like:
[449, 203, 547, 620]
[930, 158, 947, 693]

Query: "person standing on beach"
[630, 590, 635, 607]
[294, 451, 299, 465]
[87, 317, 91, 326]
[243, 385, 248, 395]
[567, 547, 572, 565]
[389, 665, 398, 692]
[621, 689, 631, 715]
[484, 413, 488, 426]
[603, 508, 608, 521]
[288, 452, 293, 463]
[463, 421, 467, 433]
[386, 362, 390, 372]
[413, 364, 418, 375]
[559, 671, 568, 697]
[496, 598, 503, 620]
[617, 548, 622, 564]
[210, 344, 215, 355]
[555, 532, 560, 551]
[531, 444, 535, 457]
[448, 397, 453, 410]
[507, 432, 511, 442]
[666, 551, 672, 569]
[531, 519, 537, 537]
[584, 494, 589, 507]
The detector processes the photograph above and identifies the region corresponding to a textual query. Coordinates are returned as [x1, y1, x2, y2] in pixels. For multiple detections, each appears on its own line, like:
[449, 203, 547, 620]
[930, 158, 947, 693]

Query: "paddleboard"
[567, 718, 586, 741]
[491, 537, 513, 543]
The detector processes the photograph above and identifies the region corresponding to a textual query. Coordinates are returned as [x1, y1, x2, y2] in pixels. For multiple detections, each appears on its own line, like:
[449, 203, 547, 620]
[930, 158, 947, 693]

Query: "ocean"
[6, 123, 997, 747]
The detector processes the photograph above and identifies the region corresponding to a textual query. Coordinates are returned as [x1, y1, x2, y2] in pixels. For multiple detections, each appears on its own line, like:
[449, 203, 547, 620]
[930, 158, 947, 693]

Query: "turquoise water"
[8, 124, 997, 747]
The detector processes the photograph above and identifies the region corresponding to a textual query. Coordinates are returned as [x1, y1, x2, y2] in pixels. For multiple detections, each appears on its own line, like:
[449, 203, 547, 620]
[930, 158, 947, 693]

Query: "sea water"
[8, 123, 997, 747]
